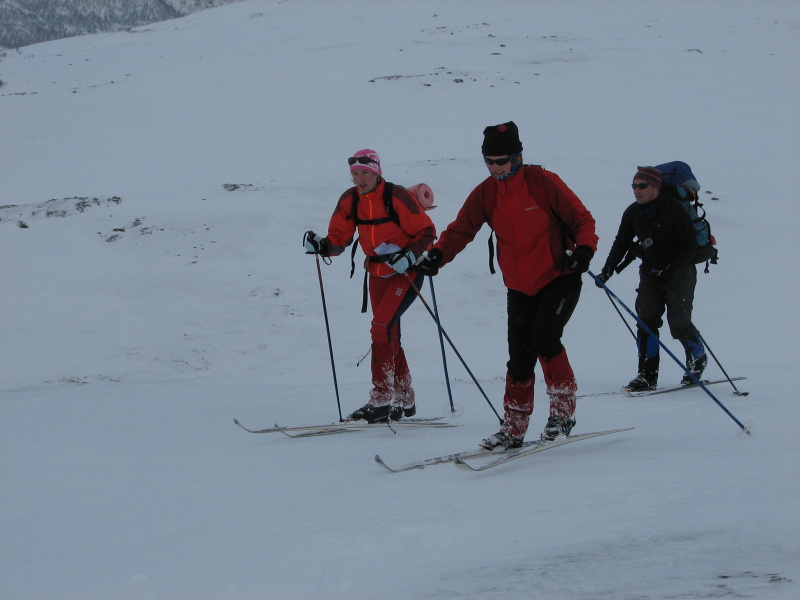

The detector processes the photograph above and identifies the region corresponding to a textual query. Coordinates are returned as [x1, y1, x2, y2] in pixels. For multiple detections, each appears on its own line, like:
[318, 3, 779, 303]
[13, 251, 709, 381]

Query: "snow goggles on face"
[484, 156, 511, 166]
[631, 183, 652, 190]
[348, 156, 377, 166]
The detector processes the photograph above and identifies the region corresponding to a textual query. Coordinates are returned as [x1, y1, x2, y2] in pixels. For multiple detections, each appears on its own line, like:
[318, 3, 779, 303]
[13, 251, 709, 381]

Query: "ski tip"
[233, 418, 253, 432]
[375, 455, 428, 473]
[374, 454, 404, 473]
[453, 457, 476, 471]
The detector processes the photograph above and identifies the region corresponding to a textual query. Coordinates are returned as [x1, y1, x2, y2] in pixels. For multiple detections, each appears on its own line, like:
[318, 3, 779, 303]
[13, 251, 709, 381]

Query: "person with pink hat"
[303, 149, 436, 423]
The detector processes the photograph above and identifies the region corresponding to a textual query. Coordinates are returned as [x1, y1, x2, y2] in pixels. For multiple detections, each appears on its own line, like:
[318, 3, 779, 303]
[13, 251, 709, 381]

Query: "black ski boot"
[625, 372, 658, 392]
[542, 416, 576, 441]
[479, 431, 523, 451]
[388, 404, 416, 421]
[681, 353, 708, 386]
[348, 403, 391, 423]
[625, 355, 659, 393]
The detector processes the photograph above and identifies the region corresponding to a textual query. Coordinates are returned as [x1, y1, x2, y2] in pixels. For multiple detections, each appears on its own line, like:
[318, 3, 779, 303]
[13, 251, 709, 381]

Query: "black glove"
[566, 246, 593, 273]
[594, 268, 613, 288]
[303, 231, 329, 255]
[416, 248, 443, 276]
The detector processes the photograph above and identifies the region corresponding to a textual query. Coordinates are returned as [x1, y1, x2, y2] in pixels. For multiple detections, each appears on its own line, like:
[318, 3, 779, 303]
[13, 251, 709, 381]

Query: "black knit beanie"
[481, 121, 523, 156]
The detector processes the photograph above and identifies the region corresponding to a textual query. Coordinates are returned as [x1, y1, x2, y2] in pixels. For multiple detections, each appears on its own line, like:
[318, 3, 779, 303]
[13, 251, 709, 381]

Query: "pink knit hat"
[348, 149, 382, 176]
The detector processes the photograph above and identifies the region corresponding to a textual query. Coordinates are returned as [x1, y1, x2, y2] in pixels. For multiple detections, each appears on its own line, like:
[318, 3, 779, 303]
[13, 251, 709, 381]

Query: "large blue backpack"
[654, 161, 718, 271]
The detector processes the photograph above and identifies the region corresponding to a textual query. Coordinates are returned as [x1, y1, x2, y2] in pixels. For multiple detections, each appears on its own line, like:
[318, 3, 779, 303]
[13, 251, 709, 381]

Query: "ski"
[577, 390, 626, 399]
[233, 416, 458, 435]
[454, 427, 634, 472]
[375, 439, 543, 473]
[279, 428, 358, 438]
[622, 377, 746, 397]
[277, 421, 457, 438]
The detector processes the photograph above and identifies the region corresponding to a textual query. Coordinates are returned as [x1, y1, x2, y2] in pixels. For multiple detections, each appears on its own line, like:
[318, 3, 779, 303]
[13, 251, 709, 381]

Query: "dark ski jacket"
[603, 194, 697, 276]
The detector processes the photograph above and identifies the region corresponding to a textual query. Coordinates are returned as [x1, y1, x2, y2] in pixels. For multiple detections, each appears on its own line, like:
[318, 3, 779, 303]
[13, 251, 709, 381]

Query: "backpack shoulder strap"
[383, 182, 400, 225]
[350, 187, 360, 221]
[349, 188, 361, 278]
[480, 178, 499, 274]
[487, 231, 497, 274]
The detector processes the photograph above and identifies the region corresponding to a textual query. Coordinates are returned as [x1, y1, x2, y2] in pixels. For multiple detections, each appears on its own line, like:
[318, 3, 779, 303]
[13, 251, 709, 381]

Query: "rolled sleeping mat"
[406, 183, 435, 210]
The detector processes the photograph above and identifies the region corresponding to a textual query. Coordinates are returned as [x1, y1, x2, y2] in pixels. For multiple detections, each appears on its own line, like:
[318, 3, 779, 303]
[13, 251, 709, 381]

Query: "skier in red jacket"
[304, 149, 436, 423]
[418, 122, 598, 448]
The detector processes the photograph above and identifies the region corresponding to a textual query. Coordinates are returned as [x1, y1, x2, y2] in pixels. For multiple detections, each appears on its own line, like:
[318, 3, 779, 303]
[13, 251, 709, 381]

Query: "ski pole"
[356, 347, 371, 367]
[403, 273, 502, 424]
[605, 288, 637, 341]
[580, 250, 636, 341]
[589, 271, 751, 435]
[427, 276, 455, 413]
[664, 287, 748, 396]
[314, 255, 343, 421]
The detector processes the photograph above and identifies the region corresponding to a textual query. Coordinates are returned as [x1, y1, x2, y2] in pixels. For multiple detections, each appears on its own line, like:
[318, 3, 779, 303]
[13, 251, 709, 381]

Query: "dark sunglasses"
[484, 156, 512, 166]
[631, 183, 652, 190]
[348, 156, 377, 166]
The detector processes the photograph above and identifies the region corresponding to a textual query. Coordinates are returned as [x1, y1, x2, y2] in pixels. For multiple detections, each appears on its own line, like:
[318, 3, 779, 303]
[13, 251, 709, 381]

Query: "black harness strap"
[351, 182, 399, 227]
[487, 230, 497, 274]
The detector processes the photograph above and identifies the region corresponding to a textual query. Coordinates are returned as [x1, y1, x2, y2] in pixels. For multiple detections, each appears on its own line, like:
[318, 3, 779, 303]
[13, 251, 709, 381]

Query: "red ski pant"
[366, 271, 422, 407]
[368, 271, 422, 344]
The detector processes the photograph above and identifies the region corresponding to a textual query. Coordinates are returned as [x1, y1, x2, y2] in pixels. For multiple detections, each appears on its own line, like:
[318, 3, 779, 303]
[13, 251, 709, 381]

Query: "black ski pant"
[635, 263, 698, 358]
[506, 272, 583, 382]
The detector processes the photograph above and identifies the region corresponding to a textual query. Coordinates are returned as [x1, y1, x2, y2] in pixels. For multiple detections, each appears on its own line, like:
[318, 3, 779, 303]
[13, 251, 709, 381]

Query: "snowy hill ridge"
[0, 0, 244, 49]
[1, 1, 798, 599]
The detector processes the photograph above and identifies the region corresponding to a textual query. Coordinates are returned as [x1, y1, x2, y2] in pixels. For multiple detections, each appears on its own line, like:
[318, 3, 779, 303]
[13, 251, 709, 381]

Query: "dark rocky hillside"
[0, 0, 241, 49]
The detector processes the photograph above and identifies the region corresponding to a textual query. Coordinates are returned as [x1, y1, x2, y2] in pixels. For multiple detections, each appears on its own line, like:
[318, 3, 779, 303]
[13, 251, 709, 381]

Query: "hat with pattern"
[348, 149, 382, 176]
[634, 166, 662, 188]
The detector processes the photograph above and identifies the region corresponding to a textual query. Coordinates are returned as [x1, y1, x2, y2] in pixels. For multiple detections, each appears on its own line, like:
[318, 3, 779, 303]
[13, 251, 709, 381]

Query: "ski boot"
[348, 403, 391, 423]
[542, 415, 576, 441]
[479, 431, 523, 451]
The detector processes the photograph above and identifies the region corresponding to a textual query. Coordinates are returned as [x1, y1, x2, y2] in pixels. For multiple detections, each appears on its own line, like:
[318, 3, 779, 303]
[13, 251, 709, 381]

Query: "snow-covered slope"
[1, 1, 798, 598]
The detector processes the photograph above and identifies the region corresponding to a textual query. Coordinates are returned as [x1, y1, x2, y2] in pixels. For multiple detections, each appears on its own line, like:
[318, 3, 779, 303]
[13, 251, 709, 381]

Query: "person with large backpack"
[303, 149, 436, 423]
[417, 122, 598, 449]
[595, 166, 708, 392]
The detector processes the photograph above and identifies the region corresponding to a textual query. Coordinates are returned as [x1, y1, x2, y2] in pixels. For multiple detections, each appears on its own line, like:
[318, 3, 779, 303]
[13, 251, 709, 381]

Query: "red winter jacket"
[435, 165, 598, 296]
[325, 180, 436, 277]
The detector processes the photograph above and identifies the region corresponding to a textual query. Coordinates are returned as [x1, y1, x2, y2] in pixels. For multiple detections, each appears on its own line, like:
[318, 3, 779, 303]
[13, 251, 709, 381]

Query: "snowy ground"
[1, 1, 799, 599]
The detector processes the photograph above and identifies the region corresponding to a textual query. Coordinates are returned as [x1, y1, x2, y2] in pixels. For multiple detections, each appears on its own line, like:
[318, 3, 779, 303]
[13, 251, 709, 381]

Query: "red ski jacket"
[434, 165, 598, 296]
[325, 180, 436, 278]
